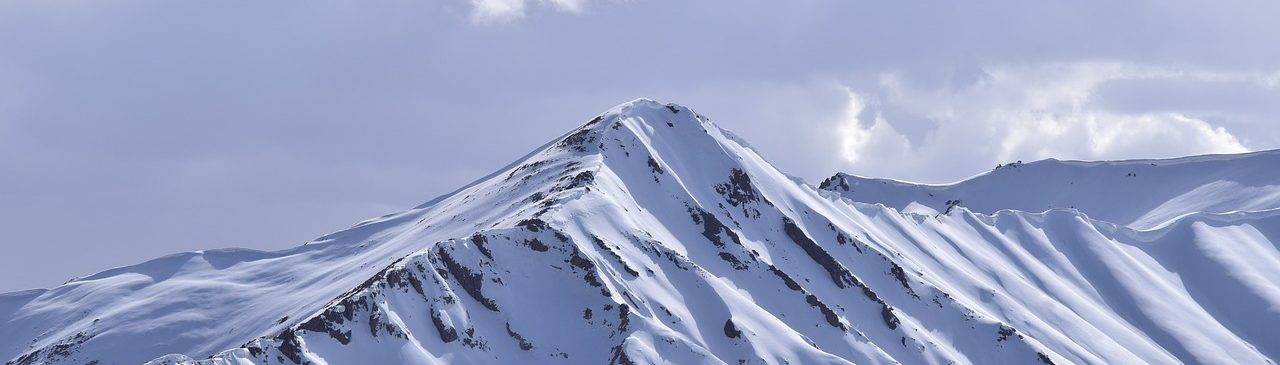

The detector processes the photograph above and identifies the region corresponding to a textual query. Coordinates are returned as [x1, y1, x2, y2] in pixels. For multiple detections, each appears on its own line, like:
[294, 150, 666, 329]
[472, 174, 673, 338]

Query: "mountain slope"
[2, 99, 1277, 365]
[819, 150, 1280, 229]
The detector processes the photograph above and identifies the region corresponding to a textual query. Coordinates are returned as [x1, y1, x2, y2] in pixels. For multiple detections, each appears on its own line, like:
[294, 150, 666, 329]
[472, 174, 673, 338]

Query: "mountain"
[818, 150, 1280, 229]
[2, 99, 1277, 365]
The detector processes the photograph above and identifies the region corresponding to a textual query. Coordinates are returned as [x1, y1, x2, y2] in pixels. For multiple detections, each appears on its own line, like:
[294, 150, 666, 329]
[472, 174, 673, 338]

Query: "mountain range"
[3, 99, 1277, 365]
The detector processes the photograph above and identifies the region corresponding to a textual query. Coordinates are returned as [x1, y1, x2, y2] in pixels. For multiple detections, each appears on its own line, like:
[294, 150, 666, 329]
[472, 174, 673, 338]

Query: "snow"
[2, 98, 1277, 365]
[820, 150, 1280, 230]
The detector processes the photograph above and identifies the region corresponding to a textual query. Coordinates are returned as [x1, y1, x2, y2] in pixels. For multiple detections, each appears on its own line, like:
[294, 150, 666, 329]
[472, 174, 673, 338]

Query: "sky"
[1, 0, 1278, 292]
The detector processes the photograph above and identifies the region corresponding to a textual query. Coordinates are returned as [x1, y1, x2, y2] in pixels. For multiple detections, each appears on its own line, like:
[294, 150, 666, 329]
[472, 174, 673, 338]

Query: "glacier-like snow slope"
[1, 99, 1276, 365]
[819, 150, 1280, 229]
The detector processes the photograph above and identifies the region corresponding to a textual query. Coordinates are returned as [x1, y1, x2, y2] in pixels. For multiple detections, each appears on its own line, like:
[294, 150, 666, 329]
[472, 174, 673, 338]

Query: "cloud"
[834, 62, 1257, 183]
[1266, 71, 1280, 90]
[470, 0, 525, 23]
[468, 0, 587, 23]
[543, 0, 588, 13]
[837, 88, 914, 166]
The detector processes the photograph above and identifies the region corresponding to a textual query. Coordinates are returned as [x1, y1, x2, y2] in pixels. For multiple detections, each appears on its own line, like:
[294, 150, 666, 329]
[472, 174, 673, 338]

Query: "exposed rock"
[723, 319, 742, 339]
[436, 247, 499, 311]
[431, 308, 459, 343]
[881, 305, 900, 330]
[471, 234, 494, 259]
[506, 323, 535, 351]
[716, 169, 757, 206]
[782, 217, 858, 289]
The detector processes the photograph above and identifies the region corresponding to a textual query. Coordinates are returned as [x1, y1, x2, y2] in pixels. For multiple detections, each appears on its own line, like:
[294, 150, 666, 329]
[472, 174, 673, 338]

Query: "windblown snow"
[2, 99, 1277, 365]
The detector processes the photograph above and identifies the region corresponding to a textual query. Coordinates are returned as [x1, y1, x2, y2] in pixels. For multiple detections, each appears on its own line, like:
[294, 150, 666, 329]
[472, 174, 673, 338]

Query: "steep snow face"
[2, 99, 1277, 365]
[853, 206, 1280, 364]
[820, 151, 1280, 229]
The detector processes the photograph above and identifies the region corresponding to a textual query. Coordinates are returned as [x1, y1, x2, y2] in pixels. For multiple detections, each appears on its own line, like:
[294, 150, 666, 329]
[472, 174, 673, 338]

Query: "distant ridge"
[821, 148, 1280, 229]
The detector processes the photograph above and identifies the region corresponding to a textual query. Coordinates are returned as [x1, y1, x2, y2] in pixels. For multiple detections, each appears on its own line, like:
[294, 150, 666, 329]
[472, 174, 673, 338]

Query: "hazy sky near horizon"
[2, 0, 1279, 291]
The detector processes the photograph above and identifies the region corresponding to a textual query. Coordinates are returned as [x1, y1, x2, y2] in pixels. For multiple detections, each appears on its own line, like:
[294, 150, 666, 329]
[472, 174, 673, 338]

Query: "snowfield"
[2, 99, 1277, 365]
[819, 149, 1280, 230]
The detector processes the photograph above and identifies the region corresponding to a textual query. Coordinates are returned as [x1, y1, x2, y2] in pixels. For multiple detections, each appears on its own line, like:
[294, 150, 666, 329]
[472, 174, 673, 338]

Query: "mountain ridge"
[821, 147, 1280, 229]
[3, 99, 1277, 365]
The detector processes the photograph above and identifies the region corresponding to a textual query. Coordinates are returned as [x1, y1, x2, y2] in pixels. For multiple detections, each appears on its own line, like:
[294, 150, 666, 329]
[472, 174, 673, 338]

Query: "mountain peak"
[586, 98, 705, 134]
[609, 97, 687, 114]
[7, 100, 1279, 365]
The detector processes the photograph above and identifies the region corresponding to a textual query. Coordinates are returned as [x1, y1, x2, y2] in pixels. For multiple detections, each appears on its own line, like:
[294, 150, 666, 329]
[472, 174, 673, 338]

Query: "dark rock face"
[431, 308, 459, 343]
[781, 217, 893, 330]
[506, 159, 551, 180]
[688, 206, 758, 271]
[585, 115, 604, 128]
[556, 230, 572, 243]
[568, 247, 610, 296]
[367, 311, 406, 339]
[782, 217, 857, 289]
[506, 323, 535, 351]
[609, 344, 636, 365]
[827, 222, 865, 254]
[591, 235, 639, 277]
[472, 234, 493, 259]
[286, 260, 422, 345]
[435, 248, 499, 311]
[276, 330, 306, 364]
[718, 252, 749, 270]
[9, 331, 96, 365]
[460, 327, 490, 351]
[525, 238, 550, 252]
[560, 128, 597, 152]
[767, 264, 804, 292]
[567, 171, 596, 189]
[647, 157, 665, 176]
[299, 307, 355, 345]
[888, 262, 917, 298]
[996, 324, 1024, 342]
[880, 305, 900, 330]
[818, 175, 851, 191]
[568, 249, 595, 272]
[691, 207, 743, 248]
[806, 294, 846, 330]
[517, 218, 550, 232]
[715, 169, 766, 207]
[943, 199, 963, 215]
[723, 319, 742, 339]
[384, 266, 426, 297]
[617, 304, 631, 332]
[765, 263, 845, 331]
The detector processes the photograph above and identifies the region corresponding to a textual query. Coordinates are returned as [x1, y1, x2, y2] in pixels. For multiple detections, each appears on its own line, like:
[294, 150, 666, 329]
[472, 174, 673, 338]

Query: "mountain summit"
[3, 99, 1277, 365]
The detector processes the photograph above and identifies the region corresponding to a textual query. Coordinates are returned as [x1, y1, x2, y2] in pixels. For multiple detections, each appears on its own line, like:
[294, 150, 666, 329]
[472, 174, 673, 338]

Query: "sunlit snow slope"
[2, 99, 1277, 365]
[819, 150, 1280, 229]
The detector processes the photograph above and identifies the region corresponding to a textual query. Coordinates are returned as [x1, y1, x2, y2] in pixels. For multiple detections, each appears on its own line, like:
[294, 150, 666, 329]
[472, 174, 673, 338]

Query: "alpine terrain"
[2, 99, 1277, 365]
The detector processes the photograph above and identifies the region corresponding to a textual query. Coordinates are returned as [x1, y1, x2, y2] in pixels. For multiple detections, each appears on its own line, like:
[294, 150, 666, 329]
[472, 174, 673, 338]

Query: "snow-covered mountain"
[819, 150, 1280, 229]
[2, 99, 1277, 365]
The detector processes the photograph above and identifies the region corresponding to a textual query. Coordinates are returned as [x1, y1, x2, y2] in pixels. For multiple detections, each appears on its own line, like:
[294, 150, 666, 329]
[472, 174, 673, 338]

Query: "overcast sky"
[2, 0, 1278, 292]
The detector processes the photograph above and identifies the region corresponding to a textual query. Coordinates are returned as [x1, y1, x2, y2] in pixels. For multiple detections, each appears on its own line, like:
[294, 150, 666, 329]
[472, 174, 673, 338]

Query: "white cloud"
[542, 0, 588, 13]
[837, 88, 914, 166]
[468, 0, 588, 23]
[470, 0, 525, 23]
[1265, 71, 1280, 90]
[834, 62, 1256, 183]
